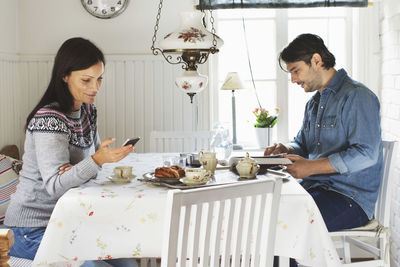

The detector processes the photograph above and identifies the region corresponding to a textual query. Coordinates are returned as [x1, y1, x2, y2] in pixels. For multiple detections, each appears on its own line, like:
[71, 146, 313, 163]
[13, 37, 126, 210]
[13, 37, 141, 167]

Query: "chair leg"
[279, 256, 290, 267]
[381, 236, 389, 267]
[342, 236, 351, 263]
[139, 258, 146, 267]
[139, 258, 159, 267]
[150, 258, 158, 267]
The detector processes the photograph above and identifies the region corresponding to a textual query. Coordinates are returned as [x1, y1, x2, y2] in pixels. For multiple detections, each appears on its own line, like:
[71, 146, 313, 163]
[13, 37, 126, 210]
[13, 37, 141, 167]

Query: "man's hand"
[264, 143, 293, 156]
[92, 138, 135, 167]
[284, 154, 313, 178]
[284, 154, 337, 179]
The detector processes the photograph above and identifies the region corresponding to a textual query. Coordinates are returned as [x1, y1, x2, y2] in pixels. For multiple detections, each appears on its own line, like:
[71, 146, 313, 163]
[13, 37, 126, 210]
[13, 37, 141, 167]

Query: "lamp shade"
[159, 11, 224, 52]
[220, 72, 246, 90]
[175, 70, 208, 94]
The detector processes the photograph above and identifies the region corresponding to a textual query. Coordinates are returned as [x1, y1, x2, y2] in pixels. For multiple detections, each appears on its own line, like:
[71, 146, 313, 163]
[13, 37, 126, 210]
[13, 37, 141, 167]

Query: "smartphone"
[122, 137, 141, 147]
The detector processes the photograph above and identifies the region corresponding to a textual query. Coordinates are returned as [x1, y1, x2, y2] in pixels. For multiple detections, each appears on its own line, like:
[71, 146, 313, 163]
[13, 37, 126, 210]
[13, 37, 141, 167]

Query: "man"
[266, 33, 383, 232]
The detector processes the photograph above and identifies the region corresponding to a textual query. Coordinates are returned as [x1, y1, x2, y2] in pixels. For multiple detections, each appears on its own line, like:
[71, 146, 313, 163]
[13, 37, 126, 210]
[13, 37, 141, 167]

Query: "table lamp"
[220, 72, 246, 150]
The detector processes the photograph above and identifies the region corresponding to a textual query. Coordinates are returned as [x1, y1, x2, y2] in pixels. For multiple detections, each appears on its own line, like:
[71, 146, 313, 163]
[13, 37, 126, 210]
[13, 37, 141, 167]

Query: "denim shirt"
[290, 69, 383, 219]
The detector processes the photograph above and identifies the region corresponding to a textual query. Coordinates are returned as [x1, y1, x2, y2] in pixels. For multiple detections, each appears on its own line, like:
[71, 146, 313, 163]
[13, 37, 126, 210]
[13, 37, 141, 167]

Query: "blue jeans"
[307, 187, 369, 232]
[5, 226, 45, 260]
[274, 187, 370, 267]
[5, 226, 138, 267]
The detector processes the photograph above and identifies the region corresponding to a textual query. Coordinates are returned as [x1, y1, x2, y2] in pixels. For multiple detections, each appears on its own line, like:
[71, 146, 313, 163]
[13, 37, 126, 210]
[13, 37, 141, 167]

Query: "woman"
[4, 37, 135, 266]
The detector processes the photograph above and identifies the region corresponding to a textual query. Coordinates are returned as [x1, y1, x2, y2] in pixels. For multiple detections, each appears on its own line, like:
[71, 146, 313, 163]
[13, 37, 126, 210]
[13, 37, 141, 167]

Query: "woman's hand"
[58, 163, 73, 175]
[91, 138, 135, 167]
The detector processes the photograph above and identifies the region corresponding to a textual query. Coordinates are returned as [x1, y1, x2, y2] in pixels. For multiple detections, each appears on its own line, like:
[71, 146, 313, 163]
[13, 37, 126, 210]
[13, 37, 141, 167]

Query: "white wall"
[380, 0, 400, 266]
[17, 0, 193, 54]
[0, 0, 18, 53]
[0, 1, 20, 151]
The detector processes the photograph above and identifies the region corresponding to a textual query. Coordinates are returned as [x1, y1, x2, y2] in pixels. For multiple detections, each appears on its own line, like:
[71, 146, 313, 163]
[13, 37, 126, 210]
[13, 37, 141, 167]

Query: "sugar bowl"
[236, 152, 260, 178]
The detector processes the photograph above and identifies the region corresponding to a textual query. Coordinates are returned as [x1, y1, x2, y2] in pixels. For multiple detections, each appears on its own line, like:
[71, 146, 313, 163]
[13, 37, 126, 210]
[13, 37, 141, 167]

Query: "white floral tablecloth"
[33, 153, 341, 267]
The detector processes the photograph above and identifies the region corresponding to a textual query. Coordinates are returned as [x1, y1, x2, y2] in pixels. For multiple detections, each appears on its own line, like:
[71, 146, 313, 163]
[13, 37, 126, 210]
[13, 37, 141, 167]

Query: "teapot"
[236, 152, 260, 179]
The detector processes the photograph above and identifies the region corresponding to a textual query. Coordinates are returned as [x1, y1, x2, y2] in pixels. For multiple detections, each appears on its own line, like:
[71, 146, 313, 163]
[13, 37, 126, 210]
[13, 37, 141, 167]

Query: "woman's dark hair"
[25, 37, 105, 129]
[279, 33, 335, 71]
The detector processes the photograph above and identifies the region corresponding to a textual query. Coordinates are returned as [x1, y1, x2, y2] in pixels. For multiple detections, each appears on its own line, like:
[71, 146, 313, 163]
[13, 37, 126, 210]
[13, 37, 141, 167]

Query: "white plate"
[106, 175, 136, 183]
[179, 178, 209, 186]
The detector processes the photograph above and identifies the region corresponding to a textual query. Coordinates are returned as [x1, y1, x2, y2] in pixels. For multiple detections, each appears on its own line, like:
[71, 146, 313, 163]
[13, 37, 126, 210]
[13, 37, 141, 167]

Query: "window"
[215, 7, 352, 147]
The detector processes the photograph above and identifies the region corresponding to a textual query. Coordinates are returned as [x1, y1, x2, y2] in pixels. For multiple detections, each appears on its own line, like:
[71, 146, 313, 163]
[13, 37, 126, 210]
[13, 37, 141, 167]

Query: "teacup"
[113, 166, 133, 179]
[185, 168, 211, 183]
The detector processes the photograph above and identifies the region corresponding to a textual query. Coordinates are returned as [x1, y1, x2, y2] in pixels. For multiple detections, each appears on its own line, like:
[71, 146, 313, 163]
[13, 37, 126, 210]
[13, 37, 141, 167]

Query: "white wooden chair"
[161, 178, 283, 267]
[329, 141, 398, 267]
[149, 131, 212, 153]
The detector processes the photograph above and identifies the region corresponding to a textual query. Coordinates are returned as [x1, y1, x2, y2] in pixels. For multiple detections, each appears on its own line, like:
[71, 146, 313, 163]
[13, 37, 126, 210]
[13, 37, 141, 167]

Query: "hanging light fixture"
[151, 0, 224, 103]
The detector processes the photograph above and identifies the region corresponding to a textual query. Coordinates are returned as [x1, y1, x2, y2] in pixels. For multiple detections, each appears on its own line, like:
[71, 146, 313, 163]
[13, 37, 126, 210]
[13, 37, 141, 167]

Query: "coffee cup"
[185, 168, 211, 183]
[113, 166, 133, 179]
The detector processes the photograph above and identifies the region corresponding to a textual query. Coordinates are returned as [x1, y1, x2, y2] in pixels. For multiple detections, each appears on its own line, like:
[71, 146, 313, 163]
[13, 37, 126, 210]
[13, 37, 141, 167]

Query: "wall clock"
[81, 0, 129, 19]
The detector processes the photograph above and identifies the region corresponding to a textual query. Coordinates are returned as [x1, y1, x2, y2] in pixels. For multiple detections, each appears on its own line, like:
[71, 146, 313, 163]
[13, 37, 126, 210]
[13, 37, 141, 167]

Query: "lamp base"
[233, 144, 243, 150]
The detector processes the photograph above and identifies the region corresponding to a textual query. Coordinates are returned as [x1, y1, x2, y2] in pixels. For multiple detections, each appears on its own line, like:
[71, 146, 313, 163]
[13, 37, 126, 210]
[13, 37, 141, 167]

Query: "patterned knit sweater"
[4, 103, 101, 227]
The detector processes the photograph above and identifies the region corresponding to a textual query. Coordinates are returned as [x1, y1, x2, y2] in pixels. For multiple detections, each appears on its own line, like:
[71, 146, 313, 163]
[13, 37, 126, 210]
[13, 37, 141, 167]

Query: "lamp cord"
[241, 16, 263, 110]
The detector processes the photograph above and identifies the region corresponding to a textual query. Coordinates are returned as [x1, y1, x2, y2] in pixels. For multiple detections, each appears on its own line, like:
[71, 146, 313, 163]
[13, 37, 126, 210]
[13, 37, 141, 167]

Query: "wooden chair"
[149, 131, 212, 153]
[0, 229, 32, 267]
[0, 145, 20, 161]
[329, 141, 398, 266]
[0, 229, 14, 267]
[161, 178, 283, 267]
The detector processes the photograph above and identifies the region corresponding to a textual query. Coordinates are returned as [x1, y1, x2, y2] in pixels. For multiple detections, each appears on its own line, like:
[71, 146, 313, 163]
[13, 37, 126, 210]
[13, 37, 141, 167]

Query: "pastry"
[154, 165, 185, 178]
[170, 165, 185, 178]
[155, 166, 179, 178]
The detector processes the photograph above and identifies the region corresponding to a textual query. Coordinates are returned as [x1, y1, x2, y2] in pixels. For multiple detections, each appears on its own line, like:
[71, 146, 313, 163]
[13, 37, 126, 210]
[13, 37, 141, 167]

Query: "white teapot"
[236, 152, 260, 179]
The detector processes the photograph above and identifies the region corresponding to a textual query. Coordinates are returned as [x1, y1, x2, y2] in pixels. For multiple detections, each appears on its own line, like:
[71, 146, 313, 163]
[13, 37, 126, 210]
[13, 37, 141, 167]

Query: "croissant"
[155, 166, 180, 178]
[170, 165, 185, 178]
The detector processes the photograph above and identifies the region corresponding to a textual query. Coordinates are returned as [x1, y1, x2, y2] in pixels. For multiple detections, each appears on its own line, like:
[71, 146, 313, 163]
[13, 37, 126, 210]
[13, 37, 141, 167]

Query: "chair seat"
[347, 219, 379, 231]
[8, 256, 32, 267]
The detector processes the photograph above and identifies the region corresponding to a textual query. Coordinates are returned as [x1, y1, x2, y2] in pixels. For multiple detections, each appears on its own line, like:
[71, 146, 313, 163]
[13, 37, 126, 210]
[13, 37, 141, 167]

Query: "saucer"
[106, 175, 136, 183]
[179, 178, 209, 186]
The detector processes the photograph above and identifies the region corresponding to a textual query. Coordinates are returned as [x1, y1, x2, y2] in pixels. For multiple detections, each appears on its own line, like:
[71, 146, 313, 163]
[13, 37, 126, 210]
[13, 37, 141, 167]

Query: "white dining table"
[33, 153, 342, 267]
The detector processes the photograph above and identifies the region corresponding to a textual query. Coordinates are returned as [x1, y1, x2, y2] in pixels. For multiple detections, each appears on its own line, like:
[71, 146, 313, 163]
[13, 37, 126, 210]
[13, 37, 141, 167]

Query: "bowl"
[228, 156, 283, 175]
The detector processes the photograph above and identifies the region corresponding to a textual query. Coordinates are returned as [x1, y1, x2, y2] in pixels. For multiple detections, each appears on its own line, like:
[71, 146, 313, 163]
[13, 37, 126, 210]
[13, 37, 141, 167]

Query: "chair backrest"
[375, 141, 398, 227]
[161, 178, 282, 267]
[149, 131, 212, 153]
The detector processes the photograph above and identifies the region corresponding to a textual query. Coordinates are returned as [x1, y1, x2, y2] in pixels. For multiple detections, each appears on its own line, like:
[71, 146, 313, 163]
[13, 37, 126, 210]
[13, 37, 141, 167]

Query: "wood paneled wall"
[0, 53, 23, 152]
[0, 54, 211, 153]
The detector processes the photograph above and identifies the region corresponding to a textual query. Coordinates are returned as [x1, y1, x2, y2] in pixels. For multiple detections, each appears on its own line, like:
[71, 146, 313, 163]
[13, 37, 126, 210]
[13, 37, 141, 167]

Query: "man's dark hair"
[279, 33, 335, 71]
[25, 37, 105, 129]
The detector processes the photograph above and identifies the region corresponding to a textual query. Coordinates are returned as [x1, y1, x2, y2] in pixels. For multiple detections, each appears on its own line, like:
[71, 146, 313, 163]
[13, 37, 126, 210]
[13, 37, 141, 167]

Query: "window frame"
[209, 7, 379, 146]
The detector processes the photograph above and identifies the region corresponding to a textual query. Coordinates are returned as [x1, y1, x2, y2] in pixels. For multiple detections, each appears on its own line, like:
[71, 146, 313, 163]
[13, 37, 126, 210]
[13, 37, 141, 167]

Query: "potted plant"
[253, 107, 279, 148]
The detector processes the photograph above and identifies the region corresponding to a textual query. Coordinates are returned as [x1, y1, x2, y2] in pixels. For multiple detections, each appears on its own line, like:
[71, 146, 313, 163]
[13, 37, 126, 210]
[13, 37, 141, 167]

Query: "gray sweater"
[4, 103, 101, 227]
